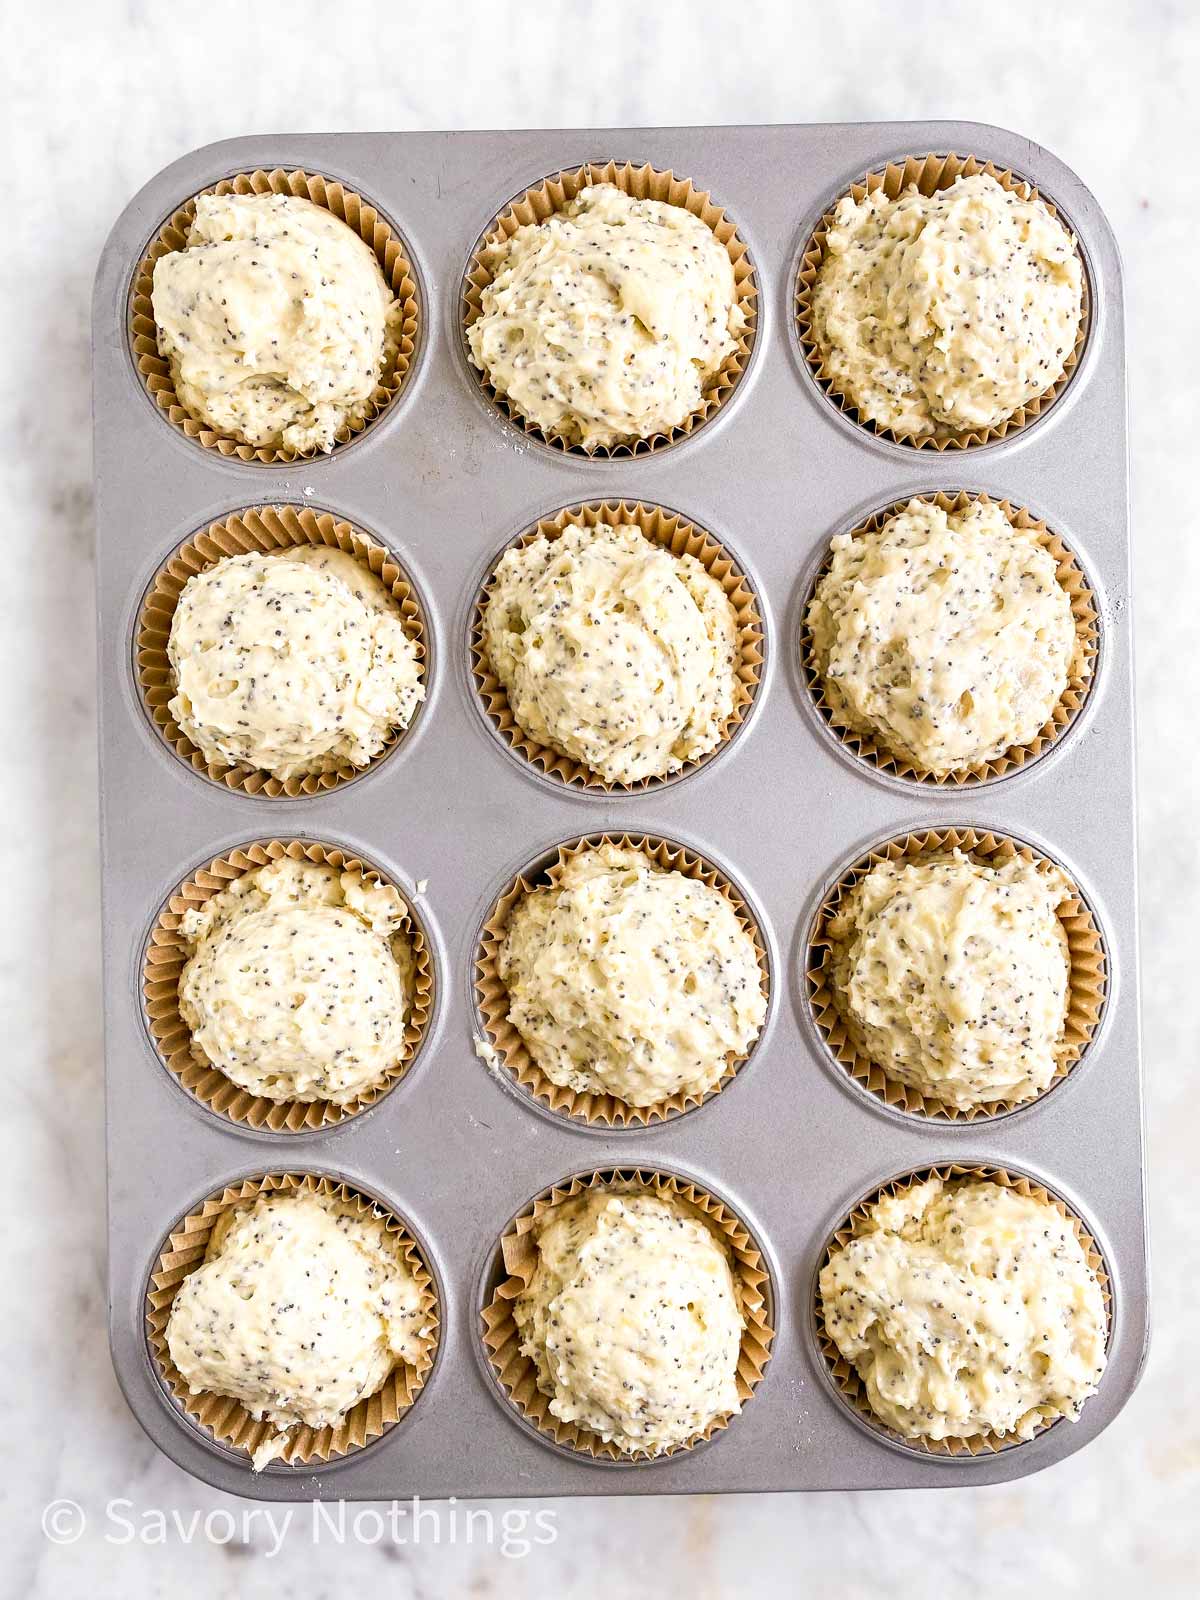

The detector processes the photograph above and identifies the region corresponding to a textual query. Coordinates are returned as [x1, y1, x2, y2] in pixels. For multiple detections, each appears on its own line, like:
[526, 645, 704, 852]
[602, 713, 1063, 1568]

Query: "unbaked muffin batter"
[166, 1189, 427, 1469]
[468, 183, 743, 447]
[152, 193, 401, 453]
[827, 850, 1071, 1109]
[810, 173, 1083, 435]
[482, 521, 739, 784]
[514, 1191, 745, 1454]
[806, 498, 1082, 773]
[498, 844, 766, 1108]
[819, 1176, 1107, 1442]
[179, 857, 414, 1104]
[168, 546, 424, 780]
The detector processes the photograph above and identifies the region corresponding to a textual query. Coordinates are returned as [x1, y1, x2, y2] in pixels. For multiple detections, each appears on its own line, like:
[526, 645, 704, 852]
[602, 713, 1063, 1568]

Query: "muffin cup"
[130, 166, 420, 462]
[806, 826, 1107, 1121]
[801, 490, 1099, 786]
[480, 1167, 773, 1460]
[815, 1161, 1111, 1456]
[462, 159, 757, 456]
[146, 1172, 439, 1468]
[476, 833, 770, 1127]
[135, 504, 427, 797]
[143, 839, 434, 1132]
[472, 500, 764, 791]
[795, 152, 1091, 450]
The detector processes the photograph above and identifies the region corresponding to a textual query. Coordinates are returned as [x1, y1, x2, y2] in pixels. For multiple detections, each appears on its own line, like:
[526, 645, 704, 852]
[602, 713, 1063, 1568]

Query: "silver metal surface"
[92, 121, 1146, 1500]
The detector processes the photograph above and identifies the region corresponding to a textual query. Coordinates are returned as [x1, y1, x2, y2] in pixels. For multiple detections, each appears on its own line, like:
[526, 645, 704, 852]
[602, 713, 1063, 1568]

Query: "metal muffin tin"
[93, 122, 1147, 1498]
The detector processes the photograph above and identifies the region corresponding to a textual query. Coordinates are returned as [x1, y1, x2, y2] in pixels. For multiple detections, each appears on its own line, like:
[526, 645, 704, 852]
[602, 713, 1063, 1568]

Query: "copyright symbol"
[42, 1499, 85, 1544]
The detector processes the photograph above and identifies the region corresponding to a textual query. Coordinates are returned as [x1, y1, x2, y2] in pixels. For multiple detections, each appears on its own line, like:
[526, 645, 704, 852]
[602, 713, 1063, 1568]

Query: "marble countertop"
[3, 0, 1197, 1594]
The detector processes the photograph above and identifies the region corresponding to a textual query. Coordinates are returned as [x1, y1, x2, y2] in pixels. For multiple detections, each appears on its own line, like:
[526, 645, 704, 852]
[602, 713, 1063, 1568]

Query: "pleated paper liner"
[476, 833, 770, 1127]
[146, 1173, 439, 1469]
[462, 160, 758, 456]
[472, 501, 764, 791]
[801, 491, 1099, 787]
[795, 153, 1091, 450]
[135, 505, 427, 798]
[807, 827, 1107, 1122]
[814, 1162, 1111, 1456]
[129, 167, 420, 462]
[480, 1168, 774, 1460]
[143, 839, 433, 1133]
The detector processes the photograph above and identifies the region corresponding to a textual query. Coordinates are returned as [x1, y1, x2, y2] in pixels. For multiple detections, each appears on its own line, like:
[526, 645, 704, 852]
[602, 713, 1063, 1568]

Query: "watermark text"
[42, 1495, 558, 1560]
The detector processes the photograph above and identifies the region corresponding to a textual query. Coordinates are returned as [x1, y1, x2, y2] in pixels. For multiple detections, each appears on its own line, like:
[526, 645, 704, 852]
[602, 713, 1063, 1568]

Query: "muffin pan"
[93, 122, 1146, 1499]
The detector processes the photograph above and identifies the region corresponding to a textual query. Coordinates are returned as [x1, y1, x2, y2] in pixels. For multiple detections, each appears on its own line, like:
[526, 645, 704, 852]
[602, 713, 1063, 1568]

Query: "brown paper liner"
[476, 834, 770, 1127]
[462, 160, 757, 456]
[795, 153, 1091, 450]
[801, 491, 1099, 786]
[130, 167, 420, 462]
[135, 505, 427, 797]
[815, 1162, 1111, 1455]
[807, 827, 1107, 1121]
[481, 1168, 773, 1459]
[147, 1173, 439, 1468]
[143, 839, 434, 1133]
[472, 501, 764, 791]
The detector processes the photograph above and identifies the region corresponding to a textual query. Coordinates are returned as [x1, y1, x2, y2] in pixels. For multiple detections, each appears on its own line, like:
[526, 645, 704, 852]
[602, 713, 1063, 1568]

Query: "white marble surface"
[3, 0, 1198, 1593]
